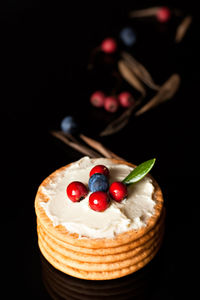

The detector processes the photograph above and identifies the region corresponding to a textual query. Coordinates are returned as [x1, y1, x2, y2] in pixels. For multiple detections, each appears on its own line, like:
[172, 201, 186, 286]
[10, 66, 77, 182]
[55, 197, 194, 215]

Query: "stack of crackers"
[35, 160, 165, 280]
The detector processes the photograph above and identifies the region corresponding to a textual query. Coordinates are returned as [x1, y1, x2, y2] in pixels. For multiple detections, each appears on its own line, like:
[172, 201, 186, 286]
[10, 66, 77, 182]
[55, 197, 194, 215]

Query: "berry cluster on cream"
[66, 164, 128, 212]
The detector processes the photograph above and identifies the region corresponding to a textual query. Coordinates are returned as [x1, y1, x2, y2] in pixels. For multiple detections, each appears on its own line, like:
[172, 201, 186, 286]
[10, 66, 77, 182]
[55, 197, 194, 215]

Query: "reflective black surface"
[2, 1, 199, 299]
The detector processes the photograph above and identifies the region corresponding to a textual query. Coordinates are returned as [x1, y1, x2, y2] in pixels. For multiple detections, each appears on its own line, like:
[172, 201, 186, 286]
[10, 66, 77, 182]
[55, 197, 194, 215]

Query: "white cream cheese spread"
[40, 157, 155, 239]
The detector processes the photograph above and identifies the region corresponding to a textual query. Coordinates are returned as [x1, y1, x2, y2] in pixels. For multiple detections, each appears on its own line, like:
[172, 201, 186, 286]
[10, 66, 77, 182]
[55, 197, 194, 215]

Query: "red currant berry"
[156, 7, 171, 23]
[89, 191, 110, 212]
[89, 165, 109, 178]
[104, 96, 119, 113]
[109, 182, 128, 202]
[118, 92, 135, 108]
[101, 38, 117, 54]
[67, 181, 88, 202]
[90, 91, 105, 107]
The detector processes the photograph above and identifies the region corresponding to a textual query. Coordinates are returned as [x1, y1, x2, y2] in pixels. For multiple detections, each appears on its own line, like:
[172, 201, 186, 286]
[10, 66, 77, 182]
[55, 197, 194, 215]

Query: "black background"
[2, 0, 199, 299]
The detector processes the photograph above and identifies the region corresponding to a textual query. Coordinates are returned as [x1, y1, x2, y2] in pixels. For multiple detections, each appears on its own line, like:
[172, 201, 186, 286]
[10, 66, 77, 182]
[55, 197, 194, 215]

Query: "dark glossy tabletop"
[2, 1, 199, 299]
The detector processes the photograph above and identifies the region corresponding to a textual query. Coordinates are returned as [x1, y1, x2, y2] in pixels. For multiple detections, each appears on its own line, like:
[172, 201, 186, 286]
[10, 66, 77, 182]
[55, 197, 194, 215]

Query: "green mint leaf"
[122, 158, 156, 185]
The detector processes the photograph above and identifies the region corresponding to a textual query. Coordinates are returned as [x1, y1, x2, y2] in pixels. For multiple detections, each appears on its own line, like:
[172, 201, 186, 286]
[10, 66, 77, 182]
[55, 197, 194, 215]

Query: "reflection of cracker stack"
[35, 159, 165, 280]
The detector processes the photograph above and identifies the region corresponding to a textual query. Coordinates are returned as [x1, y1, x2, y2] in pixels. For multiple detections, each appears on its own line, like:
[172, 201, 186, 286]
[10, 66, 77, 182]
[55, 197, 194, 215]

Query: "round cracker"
[35, 158, 165, 279]
[35, 159, 164, 249]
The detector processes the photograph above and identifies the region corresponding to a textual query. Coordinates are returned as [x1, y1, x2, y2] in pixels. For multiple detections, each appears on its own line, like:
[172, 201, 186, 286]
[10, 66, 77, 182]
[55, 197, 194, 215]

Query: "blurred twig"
[51, 131, 125, 160]
[175, 15, 192, 43]
[51, 131, 101, 158]
[135, 74, 181, 116]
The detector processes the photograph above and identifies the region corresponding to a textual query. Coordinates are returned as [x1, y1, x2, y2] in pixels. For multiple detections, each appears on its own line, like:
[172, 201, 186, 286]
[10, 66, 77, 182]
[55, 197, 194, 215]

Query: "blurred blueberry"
[89, 173, 109, 193]
[119, 27, 136, 47]
[60, 116, 78, 134]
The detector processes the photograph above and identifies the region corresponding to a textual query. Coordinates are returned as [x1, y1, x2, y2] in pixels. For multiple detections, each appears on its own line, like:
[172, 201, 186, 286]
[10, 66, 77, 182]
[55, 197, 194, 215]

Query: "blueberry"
[88, 173, 109, 193]
[119, 27, 136, 47]
[60, 116, 78, 134]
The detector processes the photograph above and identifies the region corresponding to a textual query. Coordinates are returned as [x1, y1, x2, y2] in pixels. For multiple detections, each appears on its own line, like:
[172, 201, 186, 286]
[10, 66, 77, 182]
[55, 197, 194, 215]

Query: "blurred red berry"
[90, 91, 105, 107]
[156, 7, 171, 23]
[104, 96, 119, 113]
[101, 38, 117, 54]
[118, 92, 135, 108]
